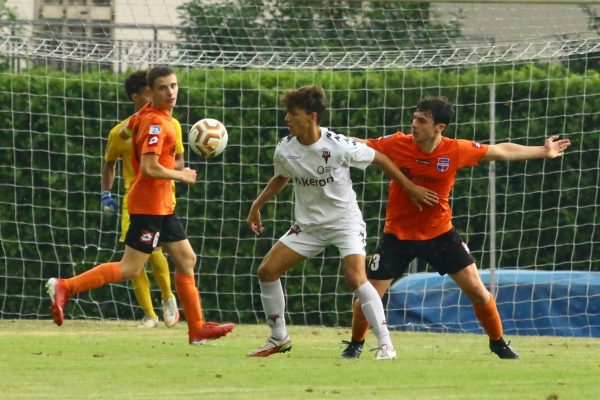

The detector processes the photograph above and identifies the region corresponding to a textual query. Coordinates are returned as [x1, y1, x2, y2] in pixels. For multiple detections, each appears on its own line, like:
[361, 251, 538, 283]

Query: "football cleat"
[340, 339, 365, 359]
[161, 294, 180, 328]
[46, 278, 69, 326]
[374, 344, 397, 360]
[137, 315, 159, 328]
[189, 322, 234, 345]
[247, 336, 292, 357]
[489, 338, 520, 359]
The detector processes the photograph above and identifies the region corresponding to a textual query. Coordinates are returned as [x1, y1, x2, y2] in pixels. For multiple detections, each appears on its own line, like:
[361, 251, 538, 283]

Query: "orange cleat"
[46, 278, 70, 326]
[188, 322, 234, 345]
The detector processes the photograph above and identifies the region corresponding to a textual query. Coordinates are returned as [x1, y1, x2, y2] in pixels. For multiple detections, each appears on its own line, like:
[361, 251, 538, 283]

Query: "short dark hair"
[281, 85, 327, 122]
[123, 70, 148, 99]
[415, 96, 454, 125]
[146, 66, 175, 89]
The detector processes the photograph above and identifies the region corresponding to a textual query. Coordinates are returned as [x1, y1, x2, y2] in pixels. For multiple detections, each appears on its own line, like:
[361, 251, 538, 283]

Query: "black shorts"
[125, 214, 187, 254]
[367, 228, 475, 280]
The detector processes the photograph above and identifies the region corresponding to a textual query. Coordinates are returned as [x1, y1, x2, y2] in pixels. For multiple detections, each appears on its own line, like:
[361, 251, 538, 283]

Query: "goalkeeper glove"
[101, 191, 118, 217]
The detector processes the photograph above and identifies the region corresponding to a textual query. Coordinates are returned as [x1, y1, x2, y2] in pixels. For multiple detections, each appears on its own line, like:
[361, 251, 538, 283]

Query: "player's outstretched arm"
[372, 151, 438, 211]
[247, 175, 290, 235]
[483, 135, 571, 161]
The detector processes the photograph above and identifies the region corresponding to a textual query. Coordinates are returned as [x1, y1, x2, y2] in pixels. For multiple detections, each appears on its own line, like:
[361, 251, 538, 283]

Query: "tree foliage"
[0, 3, 20, 70]
[176, 0, 462, 52]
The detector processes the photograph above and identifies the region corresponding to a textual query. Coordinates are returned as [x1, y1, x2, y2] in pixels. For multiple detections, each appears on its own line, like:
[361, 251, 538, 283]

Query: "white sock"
[354, 282, 393, 350]
[260, 279, 288, 340]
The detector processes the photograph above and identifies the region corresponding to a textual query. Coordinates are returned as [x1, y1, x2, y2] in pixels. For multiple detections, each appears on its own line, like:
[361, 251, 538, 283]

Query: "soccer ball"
[188, 118, 228, 158]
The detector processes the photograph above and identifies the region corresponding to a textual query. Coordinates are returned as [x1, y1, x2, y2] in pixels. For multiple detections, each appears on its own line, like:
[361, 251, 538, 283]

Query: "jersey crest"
[148, 124, 161, 146]
[437, 157, 450, 173]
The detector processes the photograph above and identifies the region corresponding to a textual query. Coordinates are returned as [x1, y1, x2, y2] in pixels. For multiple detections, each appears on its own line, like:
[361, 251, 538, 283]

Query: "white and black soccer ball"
[188, 118, 228, 158]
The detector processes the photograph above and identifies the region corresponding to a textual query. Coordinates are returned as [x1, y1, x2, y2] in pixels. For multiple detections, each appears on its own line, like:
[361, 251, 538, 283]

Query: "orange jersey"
[367, 133, 488, 240]
[127, 103, 178, 215]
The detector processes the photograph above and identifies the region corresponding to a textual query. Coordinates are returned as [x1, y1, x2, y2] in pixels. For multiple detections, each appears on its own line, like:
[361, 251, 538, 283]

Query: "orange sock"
[63, 262, 121, 295]
[351, 298, 369, 342]
[174, 273, 204, 331]
[473, 296, 503, 341]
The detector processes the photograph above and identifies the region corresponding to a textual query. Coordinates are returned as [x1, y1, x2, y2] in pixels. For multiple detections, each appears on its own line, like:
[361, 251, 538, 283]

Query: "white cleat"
[374, 344, 397, 360]
[137, 315, 159, 328]
[162, 294, 180, 328]
[247, 336, 292, 357]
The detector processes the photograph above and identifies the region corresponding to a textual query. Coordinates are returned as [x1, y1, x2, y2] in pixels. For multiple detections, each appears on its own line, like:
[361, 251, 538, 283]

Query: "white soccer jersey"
[273, 127, 375, 229]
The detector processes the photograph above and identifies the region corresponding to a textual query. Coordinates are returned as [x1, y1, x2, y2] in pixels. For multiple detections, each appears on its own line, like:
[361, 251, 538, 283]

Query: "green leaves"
[176, 1, 462, 53]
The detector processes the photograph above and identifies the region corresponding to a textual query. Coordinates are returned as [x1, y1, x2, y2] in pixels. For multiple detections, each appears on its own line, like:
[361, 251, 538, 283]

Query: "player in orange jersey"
[102, 70, 182, 329]
[341, 96, 571, 360]
[46, 66, 233, 345]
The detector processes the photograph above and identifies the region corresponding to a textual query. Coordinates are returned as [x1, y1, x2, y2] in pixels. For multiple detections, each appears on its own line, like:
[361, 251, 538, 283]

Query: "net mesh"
[1, 1, 598, 335]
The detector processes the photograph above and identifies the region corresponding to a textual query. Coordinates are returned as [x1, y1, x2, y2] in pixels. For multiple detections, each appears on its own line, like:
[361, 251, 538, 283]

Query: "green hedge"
[0, 63, 598, 324]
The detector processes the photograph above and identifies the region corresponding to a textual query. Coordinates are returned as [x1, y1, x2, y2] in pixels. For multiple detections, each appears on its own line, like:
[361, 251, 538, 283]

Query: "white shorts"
[278, 222, 367, 259]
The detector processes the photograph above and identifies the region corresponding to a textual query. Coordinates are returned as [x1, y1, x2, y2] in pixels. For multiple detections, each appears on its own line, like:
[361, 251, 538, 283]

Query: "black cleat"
[489, 338, 520, 359]
[341, 339, 365, 359]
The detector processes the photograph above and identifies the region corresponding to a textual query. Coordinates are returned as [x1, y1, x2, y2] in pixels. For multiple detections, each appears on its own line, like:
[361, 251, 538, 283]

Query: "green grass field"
[0, 320, 598, 400]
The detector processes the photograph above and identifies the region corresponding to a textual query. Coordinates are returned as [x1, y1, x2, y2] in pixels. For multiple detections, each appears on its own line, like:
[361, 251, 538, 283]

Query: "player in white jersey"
[275, 127, 372, 229]
[246, 85, 438, 359]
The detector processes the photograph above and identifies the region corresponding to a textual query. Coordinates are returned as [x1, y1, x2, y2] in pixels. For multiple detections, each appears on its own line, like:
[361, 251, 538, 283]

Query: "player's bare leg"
[450, 264, 520, 359]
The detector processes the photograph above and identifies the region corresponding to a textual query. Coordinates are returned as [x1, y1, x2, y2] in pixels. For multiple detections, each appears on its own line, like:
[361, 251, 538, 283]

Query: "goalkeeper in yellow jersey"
[101, 70, 183, 328]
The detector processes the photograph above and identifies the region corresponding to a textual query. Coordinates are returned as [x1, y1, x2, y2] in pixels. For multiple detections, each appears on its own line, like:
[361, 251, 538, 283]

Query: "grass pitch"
[0, 320, 598, 400]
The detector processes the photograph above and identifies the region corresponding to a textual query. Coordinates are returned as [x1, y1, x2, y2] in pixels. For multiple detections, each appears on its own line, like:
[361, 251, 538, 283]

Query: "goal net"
[1, 0, 598, 336]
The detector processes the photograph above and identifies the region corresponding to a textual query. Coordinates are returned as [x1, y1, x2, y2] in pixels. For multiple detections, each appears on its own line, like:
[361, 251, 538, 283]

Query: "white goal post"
[1, 1, 598, 336]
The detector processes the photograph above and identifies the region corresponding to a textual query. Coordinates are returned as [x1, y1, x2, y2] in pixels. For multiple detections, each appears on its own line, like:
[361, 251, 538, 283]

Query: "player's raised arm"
[372, 150, 438, 211]
[247, 175, 290, 235]
[482, 135, 571, 161]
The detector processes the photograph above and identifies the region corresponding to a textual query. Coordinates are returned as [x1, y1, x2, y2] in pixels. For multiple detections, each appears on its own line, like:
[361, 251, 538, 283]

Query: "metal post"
[410, 259, 417, 274]
[489, 83, 497, 297]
